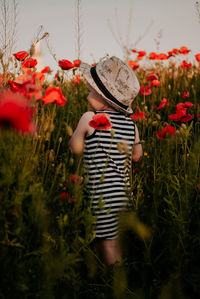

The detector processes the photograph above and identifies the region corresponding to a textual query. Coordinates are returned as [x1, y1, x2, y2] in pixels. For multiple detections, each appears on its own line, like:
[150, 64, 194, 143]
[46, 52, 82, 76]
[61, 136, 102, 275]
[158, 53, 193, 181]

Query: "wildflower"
[150, 79, 160, 87]
[137, 51, 146, 60]
[0, 90, 35, 134]
[22, 58, 37, 68]
[128, 60, 139, 70]
[182, 91, 189, 99]
[180, 60, 192, 69]
[195, 53, 200, 62]
[9, 71, 43, 102]
[131, 49, 137, 53]
[143, 152, 148, 156]
[131, 106, 146, 122]
[172, 48, 180, 55]
[157, 98, 169, 110]
[71, 174, 83, 185]
[157, 125, 175, 139]
[168, 51, 174, 58]
[157, 53, 168, 60]
[58, 59, 74, 70]
[168, 105, 193, 122]
[41, 66, 53, 74]
[183, 102, 193, 108]
[13, 51, 29, 61]
[140, 86, 152, 96]
[42, 87, 67, 106]
[148, 52, 158, 60]
[73, 74, 80, 84]
[89, 113, 112, 130]
[146, 72, 158, 81]
[73, 59, 82, 67]
[59, 192, 76, 203]
[179, 46, 190, 55]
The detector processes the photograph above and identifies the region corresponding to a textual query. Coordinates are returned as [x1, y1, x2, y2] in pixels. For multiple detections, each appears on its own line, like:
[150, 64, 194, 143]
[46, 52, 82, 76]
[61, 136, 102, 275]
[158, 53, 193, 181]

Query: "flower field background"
[0, 46, 200, 299]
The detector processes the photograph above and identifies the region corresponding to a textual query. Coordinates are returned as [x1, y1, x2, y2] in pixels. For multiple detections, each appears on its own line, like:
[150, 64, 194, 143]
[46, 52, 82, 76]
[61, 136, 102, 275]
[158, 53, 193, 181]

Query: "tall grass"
[0, 52, 200, 298]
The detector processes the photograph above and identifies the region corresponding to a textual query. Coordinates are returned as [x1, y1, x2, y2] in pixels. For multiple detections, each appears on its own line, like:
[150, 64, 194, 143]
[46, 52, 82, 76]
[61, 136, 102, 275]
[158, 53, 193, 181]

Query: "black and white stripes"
[84, 110, 135, 239]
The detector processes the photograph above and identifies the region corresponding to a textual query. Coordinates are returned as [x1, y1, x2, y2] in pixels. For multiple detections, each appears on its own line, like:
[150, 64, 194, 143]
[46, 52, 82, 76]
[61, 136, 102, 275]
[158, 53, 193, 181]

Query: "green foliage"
[0, 62, 200, 298]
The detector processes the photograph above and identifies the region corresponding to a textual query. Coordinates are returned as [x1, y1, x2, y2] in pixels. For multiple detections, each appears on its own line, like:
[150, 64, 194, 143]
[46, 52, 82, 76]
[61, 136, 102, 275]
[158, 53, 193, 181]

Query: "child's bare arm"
[132, 124, 143, 162]
[68, 111, 94, 155]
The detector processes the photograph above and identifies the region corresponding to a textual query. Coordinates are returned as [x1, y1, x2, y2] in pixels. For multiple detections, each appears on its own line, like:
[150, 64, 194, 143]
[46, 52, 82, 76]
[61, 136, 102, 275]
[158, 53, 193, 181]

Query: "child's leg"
[100, 239, 122, 265]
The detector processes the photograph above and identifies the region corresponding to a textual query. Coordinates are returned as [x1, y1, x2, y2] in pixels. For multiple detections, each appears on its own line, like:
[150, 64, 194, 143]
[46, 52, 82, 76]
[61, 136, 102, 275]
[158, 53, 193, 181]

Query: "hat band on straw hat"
[90, 66, 128, 110]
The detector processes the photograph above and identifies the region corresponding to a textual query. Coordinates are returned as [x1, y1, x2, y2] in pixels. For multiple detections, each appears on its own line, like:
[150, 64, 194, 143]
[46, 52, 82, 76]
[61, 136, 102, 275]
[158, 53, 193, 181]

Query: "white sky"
[15, 0, 200, 72]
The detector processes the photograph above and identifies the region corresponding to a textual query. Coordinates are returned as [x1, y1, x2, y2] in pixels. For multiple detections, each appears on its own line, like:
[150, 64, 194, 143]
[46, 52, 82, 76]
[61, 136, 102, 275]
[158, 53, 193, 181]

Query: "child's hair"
[86, 81, 114, 109]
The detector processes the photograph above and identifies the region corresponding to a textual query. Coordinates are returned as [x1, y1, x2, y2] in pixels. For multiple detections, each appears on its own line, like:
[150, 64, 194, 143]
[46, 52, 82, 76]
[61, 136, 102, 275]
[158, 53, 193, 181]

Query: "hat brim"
[80, 62, 133, 115]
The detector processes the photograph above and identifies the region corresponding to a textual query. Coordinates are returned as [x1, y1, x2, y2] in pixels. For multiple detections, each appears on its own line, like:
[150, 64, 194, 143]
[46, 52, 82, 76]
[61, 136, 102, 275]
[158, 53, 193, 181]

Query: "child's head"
[80, 56, 140, 115]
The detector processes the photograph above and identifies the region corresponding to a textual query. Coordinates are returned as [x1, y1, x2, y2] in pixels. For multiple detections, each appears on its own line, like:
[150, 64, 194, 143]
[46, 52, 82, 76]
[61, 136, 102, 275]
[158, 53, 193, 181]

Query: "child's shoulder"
[79, 111, 95, 123]
[82, 111, 95, 118]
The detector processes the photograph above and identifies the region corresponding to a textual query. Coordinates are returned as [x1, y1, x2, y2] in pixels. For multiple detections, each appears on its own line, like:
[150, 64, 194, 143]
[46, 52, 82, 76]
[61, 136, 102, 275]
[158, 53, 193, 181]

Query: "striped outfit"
[84, 110, 135, 239]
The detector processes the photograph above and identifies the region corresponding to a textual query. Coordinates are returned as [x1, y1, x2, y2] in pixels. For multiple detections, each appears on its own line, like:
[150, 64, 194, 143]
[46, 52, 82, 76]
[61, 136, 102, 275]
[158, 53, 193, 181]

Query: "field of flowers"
[0, 46, 200, 299]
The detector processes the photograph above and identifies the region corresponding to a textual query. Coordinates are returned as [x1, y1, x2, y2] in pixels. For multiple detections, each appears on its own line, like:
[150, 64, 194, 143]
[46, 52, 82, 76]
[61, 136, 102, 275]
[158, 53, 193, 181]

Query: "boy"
[68, 56, 142, 265]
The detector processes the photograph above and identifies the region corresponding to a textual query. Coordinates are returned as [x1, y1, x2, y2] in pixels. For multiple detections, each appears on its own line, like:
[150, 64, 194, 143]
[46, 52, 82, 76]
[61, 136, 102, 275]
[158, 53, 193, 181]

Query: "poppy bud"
[110, 129, 115, 138]
[156, 114, 161, 120]
[66, 125, 73, 136]
[117, 142, 123, 154]
[69, 157, 74, 166]
[152, 121, 158, 126]
[181, 123, 187, 130]
[49, 149, 55, 161]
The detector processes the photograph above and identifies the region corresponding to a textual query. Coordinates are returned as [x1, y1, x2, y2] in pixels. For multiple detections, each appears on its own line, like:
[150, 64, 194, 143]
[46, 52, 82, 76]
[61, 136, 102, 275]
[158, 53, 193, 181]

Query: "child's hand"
[132, 125, 143, 162]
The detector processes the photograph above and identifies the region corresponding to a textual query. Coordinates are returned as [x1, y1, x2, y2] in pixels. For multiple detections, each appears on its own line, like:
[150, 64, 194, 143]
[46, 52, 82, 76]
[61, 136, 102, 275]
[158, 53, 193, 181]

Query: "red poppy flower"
[22, 58, 37, 68]
[157, 125, 175, 140]
[41, 66, 52, 74]
[182, 91, 189, 99]
[0, 90, 35, 134]
[148, 52, 158, 60]
[9, 73, 43, 101]
[179, 46, 190, 55]
[65, 174, 83, 186]
[73, 74, 80, 84]
[131, 49, 137, 53]
[172, 48, 180, 55]
[42, 87, 67, 106]
[157, 98, 169, 110]
[73, 59, 82, 67]
[59, 192, 76, 203]
[71, 174, 83, 185]
[138, 51, 146, 57]
[9, 80, 26, 95]
[146, 72, 158, 81]
[128, 60, 139, 70]
[168, 51, 174, 58]
[89, 113, 112, 130]
[13, 51, 29, 61]
[131, 106, 146, 122]
[140, 86, 152, 96]
[157, 53, 168, 60]
[168, 106, 193, 122]
[150, 79, 160, 87]
[195, 53, 200, 62]
[181, 60, 192, 69]
[183, 102, 193, 108]
[137, 51, 146, 60]
[58, 59, 74, 70]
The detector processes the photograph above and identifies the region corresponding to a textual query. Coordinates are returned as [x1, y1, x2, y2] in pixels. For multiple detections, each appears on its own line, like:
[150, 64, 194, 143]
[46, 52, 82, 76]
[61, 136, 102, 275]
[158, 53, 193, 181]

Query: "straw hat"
[80, 56, 140, 114]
